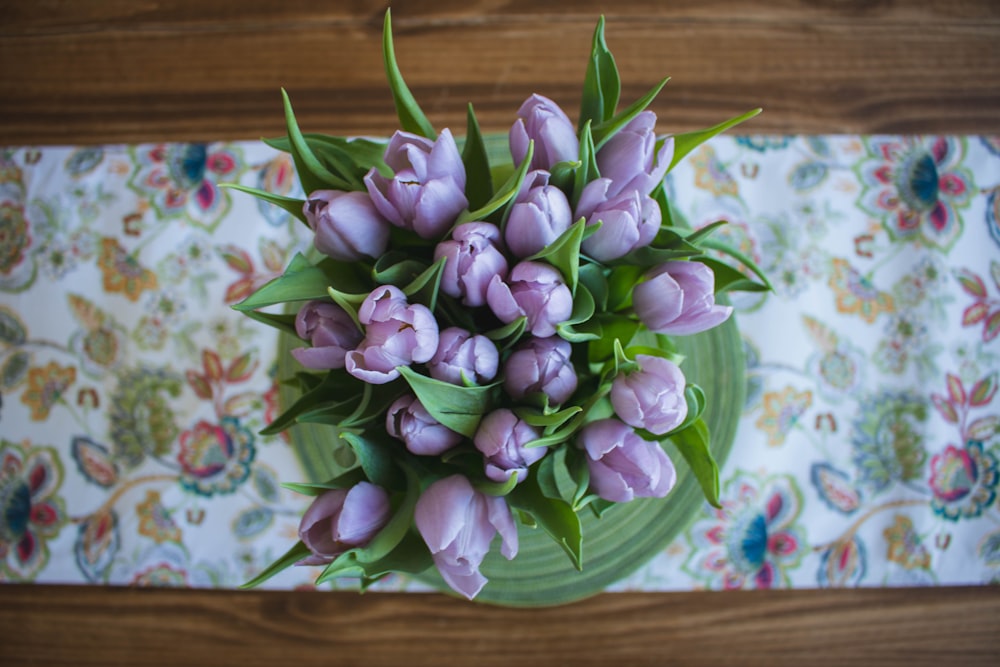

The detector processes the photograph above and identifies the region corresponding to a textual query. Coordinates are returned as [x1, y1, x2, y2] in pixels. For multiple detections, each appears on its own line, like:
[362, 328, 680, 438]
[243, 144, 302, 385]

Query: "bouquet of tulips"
[234, 11, 767, 600]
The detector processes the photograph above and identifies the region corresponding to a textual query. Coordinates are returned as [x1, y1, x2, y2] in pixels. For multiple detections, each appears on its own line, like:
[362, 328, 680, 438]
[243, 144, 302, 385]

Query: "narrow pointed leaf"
[579, 16, 621, 128]
[397, 366, 495, 438]
[462, 103, 494, 210]
[383, 9, 436, 139]
[668, 418, 720, 508]
[281, 89, 354, 193]
[241, 541, 311, 589]
[591, 77, 669, 149]
[669, 108, 763, 171]
[220, 184, 307, 224]
[458, 141, 534, 224]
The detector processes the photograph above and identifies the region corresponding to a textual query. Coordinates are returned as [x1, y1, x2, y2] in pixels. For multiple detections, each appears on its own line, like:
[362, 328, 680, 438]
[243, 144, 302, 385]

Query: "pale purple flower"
[428, 327, 499, 386]
[297, 482, 392, 566]
[578, 419, 677, 503]
[473, 409, 545, 483]
[303, 190, 391, 261]
[290, 300, 362, 370]
[504, 170, 573, 258]
[364, 129, 468, 240]
[611, 354, 688, 435]
[633, 261, 733, 335]
[576, 178, 660, 262]
[509, 94, 579, 171]
[434, 222, 508, 307]
[596, 111, 674, 197]
[415, 475, 518, 600]
[502, 336, 577, 405]
[345, 285, 440, 384]
[486, 261, 573, 337]
[386, 394, 463, 456]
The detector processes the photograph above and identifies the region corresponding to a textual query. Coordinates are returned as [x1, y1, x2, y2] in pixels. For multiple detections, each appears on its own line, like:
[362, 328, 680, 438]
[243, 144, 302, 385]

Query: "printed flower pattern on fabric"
[928, 442, 998, 521]
[855, 136, 974, 251]
[850, 390, 928, 494]
[127, 143, 243, 232]
[755, 386, 812, 447]
[0, 440, 67, 580]
[683, 471, 807, 589]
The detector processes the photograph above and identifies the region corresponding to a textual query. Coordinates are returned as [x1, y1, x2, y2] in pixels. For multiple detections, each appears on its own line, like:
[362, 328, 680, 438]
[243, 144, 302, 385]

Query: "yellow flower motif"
[883, 514, 931, 570]
[828, 258, 894, 323]
[756, 386, 813, 447]
[691, 145, 739, 197]
[97, 237, 158, 302]
[136, 490, 182, 544]
[21, 362, 76, 420]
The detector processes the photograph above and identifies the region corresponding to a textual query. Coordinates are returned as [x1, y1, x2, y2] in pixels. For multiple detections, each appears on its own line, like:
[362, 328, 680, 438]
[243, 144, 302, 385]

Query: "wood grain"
[1, 584, 998, 667]
[1, 0, 999, 144]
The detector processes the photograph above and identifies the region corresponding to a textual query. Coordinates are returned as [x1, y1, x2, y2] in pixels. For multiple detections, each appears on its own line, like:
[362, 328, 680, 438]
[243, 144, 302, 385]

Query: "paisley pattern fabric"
[1, 136, 998, 591]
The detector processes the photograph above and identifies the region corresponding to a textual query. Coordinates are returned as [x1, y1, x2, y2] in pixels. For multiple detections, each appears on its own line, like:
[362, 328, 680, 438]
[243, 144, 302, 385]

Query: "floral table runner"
[2, 135, 998, 591]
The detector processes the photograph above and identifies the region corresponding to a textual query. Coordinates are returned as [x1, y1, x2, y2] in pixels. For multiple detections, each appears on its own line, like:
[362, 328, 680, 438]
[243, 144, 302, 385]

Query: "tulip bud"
[504, 170, 573, 258]
[297, 482, 392, 565]
[428, 327, 499, 385]
[502, 336, 577, 405]
[346, 285, 440, 384]
[303, 190, 391, 261]
[596, 111, 673, 198]
[576, 179, 659, 262]
[611, 354, 688, 435]
[473, 409, 545, 483]
[434, 222, 508, 307]
[509, 94, 580, 171]
[633, 261, 733, 335]
[364, 129, 468, 240]
[486, 261, 573, 338]
[290, 300, 362, 370]
[578, 419, 677, 503]
[415, 475, 518, 600]
[386, 394, 463, 456]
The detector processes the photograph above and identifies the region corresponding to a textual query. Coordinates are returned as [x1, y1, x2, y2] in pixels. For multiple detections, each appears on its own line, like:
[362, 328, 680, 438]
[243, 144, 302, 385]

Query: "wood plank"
[1, 584, 998, 666]
[1, 1, 998, 144]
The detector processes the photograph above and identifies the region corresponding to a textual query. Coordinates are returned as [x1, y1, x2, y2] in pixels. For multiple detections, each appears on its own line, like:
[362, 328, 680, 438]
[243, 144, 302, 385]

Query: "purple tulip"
[303, 190, 391, 261]
[576, 178, 660, 262]
[611, 354, 688, 435]
[415, 475, 518, 600]
[434, 222, 508, 307]
[345, 285, 440, 384]
[578, 418, 677, 503]
[364, 129, 469, 240]
[473, 409, 545, 483]
[297, 482, 392, 566]
[504, 170, 573, 258]
[290, 300, 362, 370]
[509, 94, 580, 171]
[428, 327, 499, 386]
[386, 394, 463, 456]
[486, 261, 573, 337]
[502, 336, 578, 405]
[596, 111, 673, 198]
[633, 261, 733, 335]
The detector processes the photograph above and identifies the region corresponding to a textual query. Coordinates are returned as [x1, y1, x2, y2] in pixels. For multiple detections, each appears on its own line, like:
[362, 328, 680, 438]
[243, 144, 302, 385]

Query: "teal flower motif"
[851, 390, 928, 493]
[177, 416, 256, 497]
[736, 135, 792, 152]
[855, 137, 974, 251]
[929, 441, 998, 521]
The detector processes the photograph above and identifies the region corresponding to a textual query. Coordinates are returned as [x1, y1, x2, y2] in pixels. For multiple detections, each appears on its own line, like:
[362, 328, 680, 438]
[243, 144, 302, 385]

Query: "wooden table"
[1, 2, 999, 665]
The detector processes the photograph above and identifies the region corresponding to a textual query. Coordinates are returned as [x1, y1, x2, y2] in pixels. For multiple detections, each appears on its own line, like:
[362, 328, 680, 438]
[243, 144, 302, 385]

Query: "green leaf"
[587, 315, 640, 363]
[475, 470, 520, 497]
[373, 252, 429, 288]
[401, 255, 447, 312]
[264, 133, 390, 181]
[527, 218, 587, 292]
[241, 541, 311, 589]
[571, 122, 599, 208]
[669, 108, 763, 171]
[281, 89, 354, 194]
[667, 418, 721, 508]
[696, 255, 772, 294]
[483, 316, 527, 351]
[606, 264, 644, 311]
[233, 253, 339, 312]
[578, 262, 609, 311]
[556, 284, 599, 342]
[339, 430, 405, 490]
[698, 239, 773, 292]
[459, 141, 534, 224]
[219, 184, 307, 225]
[462, 104, 494, 210]
[397, 366, 496, 438]
[238, 310, 297, 336]
[514, 405, 582, 430]
[579, 16, 621, 128]
[509, 475, 583, 570]
[259, 372, 359, 436]
[382, 9, 436, 139]
[280, 469, 367, 497]
[591, 77, 669, 149]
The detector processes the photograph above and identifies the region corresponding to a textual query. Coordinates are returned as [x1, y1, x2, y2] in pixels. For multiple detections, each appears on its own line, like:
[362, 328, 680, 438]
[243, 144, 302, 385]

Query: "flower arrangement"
[233, 11, 767, 601]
